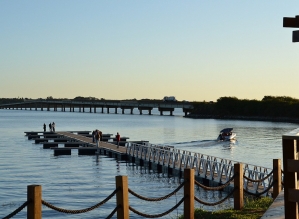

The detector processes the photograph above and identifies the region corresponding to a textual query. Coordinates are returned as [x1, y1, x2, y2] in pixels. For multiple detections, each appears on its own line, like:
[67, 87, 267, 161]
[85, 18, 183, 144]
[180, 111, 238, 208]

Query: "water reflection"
[95, 154, 100, 164]
[116, 160, 120, 173]
[221, 140, 236, 150]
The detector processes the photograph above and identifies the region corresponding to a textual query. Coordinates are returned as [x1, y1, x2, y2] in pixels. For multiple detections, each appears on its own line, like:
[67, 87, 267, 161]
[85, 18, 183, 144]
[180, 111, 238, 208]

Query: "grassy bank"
[178, 197, 273, 219]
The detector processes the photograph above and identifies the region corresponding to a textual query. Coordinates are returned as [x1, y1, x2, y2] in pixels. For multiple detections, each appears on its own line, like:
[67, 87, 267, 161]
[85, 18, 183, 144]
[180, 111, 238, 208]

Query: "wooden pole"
[116, 176, 129, 219]
[184, 168, 194, 219]
[27, 185, 42, 219]
[273, 159, 281, 199]
[234, 163, 243, 210]
[282, 138, 298, 219]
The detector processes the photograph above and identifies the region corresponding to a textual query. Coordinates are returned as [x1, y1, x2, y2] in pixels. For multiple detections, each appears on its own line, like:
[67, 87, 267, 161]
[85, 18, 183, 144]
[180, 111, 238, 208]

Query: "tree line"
[2, 95, 299, 121]
[0, 96, 163, 105]
[190, 96, 299, 120]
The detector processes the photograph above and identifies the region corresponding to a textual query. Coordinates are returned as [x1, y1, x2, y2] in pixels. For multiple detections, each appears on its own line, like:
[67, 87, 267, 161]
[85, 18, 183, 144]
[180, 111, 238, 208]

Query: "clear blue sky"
[1, 1, 298, 101]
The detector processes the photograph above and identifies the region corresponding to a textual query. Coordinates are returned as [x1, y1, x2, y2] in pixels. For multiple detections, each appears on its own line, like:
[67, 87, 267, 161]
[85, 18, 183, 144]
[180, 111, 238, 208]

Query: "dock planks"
[54, 131, 127, 154]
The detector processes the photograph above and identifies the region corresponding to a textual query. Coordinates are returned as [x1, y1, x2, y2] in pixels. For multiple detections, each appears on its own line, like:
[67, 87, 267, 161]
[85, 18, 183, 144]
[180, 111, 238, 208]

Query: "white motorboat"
[217, 128, 236, 141]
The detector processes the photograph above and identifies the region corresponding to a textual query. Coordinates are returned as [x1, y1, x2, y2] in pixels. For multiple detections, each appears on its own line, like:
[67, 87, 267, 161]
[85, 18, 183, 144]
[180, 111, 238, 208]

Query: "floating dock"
[25, 130, 273, 195]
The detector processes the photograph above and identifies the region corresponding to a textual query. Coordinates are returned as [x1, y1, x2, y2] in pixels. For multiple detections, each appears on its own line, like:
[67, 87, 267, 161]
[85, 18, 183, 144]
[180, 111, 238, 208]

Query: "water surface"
[0, 109, 297, 218]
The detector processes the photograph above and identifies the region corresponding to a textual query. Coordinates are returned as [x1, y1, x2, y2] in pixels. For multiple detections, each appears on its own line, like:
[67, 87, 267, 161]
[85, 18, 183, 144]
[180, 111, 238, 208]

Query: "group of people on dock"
[43, 122, 55, 132]
[92, 130, 102, 148]
[92, 130, 121, 148]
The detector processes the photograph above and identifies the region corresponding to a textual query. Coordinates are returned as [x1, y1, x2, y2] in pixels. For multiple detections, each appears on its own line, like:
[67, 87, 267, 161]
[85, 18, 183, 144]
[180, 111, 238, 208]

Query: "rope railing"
[1, 200, 30, 219]
[243, 181, 275, 197]
[106, 205, 120, 219]
[194, 174, 236, 191]
[41, 188, 119, 214]
[3, 161, 283, 219]
[243, 169, 274, 183]
[194, 188, 236, 206]
[128, 181, 185, 201]
[129, 196, 185, 218]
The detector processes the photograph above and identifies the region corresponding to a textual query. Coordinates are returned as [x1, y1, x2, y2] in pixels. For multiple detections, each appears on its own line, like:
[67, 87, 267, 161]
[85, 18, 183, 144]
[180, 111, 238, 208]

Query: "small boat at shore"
[217, 128, 236, 141]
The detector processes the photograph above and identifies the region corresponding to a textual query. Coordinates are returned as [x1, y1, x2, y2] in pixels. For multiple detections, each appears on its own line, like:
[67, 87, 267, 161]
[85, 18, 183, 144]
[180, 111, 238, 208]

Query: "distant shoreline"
[185, 114, 299, 124]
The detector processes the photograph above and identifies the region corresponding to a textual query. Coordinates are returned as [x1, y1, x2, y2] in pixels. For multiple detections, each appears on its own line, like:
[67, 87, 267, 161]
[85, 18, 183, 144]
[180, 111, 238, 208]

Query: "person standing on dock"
[52, 122, 55, 132]
[49, 123, 52, 132]
[92, 130, 96, 143]
[116, 132, 120, 148]
[99, 130, 102, 141]
[95, 130, 100, 148]
[43, 123, 46, 132]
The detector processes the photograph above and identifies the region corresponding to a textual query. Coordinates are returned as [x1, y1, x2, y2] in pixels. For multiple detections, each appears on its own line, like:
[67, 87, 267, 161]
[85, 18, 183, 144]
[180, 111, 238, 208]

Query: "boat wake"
[172, 139, 221, 148]
[168, 138, 237, 149]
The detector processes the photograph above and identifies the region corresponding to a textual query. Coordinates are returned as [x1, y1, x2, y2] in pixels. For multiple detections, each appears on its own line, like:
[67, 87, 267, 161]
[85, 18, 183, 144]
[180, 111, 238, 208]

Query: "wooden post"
[282, 138, 298, 219]
[184, 168, 194, 219]
[116, 176, 129, 219]
[27, 185, 42, 219]
[273, 159, 282, 199]
[234, 163, 243, 210]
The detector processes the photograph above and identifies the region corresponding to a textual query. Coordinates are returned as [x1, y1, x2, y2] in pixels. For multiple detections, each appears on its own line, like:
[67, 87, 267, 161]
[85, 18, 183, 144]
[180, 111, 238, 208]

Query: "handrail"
[125, 142, 274, 194]
[128, 181, 185, 201]
[2, 164, 281, 219]
[41, 188, 119, 214]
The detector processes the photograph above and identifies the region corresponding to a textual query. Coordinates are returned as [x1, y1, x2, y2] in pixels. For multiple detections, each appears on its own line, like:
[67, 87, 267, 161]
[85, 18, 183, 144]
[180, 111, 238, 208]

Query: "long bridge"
[0, 99, 194, 116]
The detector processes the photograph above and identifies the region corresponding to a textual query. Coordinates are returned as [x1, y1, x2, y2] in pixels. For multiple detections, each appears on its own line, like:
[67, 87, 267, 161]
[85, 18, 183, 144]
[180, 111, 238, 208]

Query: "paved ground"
[261, 191, 284, 219]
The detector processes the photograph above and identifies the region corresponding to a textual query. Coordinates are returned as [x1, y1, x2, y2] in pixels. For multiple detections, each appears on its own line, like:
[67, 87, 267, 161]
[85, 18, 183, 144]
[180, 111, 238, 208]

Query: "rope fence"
[194, 188, 236, 206]
[2, 200, 30, 219]
[194, 174, 236, 190]
[243, 169, 274, 183]
[41, 188, 119, 214]
[129, 197, 185, 218]
[2, 159, 283, 219]
[128, 181, 185, 201]
[243, 181, 276, 197]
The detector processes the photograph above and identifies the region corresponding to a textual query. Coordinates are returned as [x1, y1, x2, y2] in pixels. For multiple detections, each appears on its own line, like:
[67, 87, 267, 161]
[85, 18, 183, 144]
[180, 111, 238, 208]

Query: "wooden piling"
[27, 185, 42, 219]
[234, 163, 243, 210]
[184, 168, 194, 219]
[273, 159, 281, 199]
[282, 139, 298, 219]
[116, 176, 129, 219]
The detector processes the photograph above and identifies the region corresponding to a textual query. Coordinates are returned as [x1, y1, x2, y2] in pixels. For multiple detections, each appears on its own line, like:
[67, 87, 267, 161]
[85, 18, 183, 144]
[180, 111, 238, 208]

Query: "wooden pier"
[25, 131, 274, 195]
[25, 131, 137, 158]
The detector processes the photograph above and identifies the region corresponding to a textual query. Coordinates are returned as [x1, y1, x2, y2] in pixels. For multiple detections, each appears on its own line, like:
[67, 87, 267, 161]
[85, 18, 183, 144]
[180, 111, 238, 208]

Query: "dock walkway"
[56, 131, 127, 153]
[25, 131, 274, 196]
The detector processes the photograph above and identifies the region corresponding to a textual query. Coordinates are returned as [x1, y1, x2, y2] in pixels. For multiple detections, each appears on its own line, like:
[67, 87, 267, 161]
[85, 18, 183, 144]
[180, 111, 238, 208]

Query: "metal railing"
[125, 142, 276, 194]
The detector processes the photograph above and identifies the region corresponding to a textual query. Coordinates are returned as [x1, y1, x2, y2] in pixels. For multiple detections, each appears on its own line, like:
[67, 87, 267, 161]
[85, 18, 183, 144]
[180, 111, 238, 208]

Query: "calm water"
[0, 109, 297, 218]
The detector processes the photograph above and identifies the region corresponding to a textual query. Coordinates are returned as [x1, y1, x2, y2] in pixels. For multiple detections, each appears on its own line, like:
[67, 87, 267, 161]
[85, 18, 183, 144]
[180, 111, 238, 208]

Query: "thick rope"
[194, 188, 236, 206]
[106, 205, 120, 219]
[243, 169, 274, 183]
[129, 196, 185, 218]
[243, 181, 275, 197]
[194, 174, 236, 191]
[2, 200, 30, 219]
[41, 188, 119, 214]
[128, 181, 185, 201]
